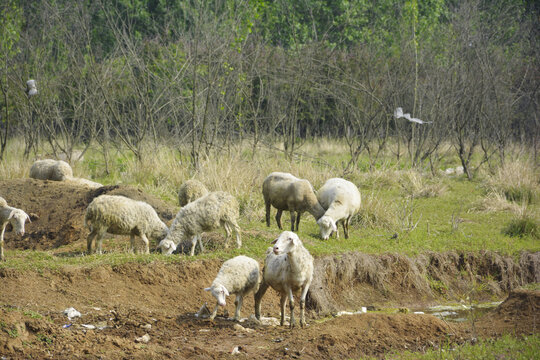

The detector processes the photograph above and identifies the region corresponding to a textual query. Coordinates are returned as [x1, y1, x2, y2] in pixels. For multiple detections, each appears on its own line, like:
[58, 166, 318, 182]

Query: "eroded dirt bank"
[0, 259, 538, 359]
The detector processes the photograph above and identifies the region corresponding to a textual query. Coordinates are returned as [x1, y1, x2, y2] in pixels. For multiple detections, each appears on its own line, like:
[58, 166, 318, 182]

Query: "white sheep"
[317, 178, 361, 240]
[85, 195, 168, 254]
[0, 197, 31, 261]
[262, 172, 325, 232]
[30, 159, 73, 181]
[204, 255, 260, 321]
[158, 191, 241, 256]
[254, 231, 314, 328]
[178, 179, 209, 207]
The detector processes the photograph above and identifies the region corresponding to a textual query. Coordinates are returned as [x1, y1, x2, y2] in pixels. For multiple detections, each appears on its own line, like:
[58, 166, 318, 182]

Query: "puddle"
[416, 301, 502, 322]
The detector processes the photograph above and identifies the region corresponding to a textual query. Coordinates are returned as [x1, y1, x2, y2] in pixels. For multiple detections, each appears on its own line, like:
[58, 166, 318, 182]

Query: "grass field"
[1, 138, 538, 264]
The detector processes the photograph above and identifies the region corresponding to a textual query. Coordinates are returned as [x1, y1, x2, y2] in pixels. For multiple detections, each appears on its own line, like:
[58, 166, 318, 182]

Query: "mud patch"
[0, 179, 177, 250]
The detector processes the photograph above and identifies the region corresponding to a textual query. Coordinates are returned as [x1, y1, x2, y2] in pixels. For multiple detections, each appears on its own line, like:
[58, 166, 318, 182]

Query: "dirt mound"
[476, 289, 540, 336]
[0, 179, 177, 250]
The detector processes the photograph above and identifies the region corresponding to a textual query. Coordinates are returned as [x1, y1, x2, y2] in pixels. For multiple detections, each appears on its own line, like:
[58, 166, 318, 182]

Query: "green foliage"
[387, 334, 540, 360]
[503, 215, 539, 239]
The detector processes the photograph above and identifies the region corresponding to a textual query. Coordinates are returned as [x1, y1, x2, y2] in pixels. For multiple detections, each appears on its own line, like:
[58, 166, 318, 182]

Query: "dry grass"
[486, 160, 539, 204]
[470, 191, 522, 214]
[398, 170, 447, 198]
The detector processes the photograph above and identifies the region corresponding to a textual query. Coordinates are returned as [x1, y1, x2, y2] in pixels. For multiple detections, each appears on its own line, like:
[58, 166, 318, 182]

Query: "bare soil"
[0, 179, 538, 359]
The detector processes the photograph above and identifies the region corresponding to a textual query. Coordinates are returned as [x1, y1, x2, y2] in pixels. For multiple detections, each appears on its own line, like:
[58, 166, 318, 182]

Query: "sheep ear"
[7, 210, 16, 220]
[26, 214, 31, 223]
[270, 238, 278, 244]
[224, 288, 229, 296]
[204, 287, 211, 292]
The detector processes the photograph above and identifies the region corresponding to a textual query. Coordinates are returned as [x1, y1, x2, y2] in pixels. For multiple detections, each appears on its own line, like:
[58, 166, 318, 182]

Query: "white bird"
[394, 107, 432, 124]
[26, 79, 37, 97]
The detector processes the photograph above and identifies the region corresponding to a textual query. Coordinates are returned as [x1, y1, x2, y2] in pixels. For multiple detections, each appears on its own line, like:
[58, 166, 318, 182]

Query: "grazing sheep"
[0, 197, 31, 261]
[205, 255, 260, 321]
[30, 159, 73, 181]
[254, 231, 314, 328]
[158, 191, 241, 256]
[317, 178, 361, 240]
[262, 172, 325, 232]
[85, 195, 168, 255]
[178, 179, 209, 207]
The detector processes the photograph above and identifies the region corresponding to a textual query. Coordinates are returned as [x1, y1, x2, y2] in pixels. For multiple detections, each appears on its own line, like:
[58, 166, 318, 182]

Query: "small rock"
[135, 333, 150, 343]
[233, 324, 254, 333]
[140, 324, 152, 330]
[81, 324, 96, 330]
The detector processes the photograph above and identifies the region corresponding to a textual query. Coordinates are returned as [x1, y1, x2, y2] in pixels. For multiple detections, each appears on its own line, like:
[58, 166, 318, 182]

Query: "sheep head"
[157, 239, 176, 255]
[317, 215, 337, 240]
[8, 209, 30, 236]
[271, 231, 300, 255]
[205, 284, 229, 306]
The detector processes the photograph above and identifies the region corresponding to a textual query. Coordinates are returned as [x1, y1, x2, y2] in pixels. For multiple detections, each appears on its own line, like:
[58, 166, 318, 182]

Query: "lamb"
[0, 197, 31, 261]
[262, 172, 325, 232]
[317, 178, 361, 240]
[158, 191, 241, 256]
[85, 195, 168, 254]
[178, 179, 209, 207]
[30, 159, 73, 181]
[254, 231, 314, 328]
[204, 255, 260, 321]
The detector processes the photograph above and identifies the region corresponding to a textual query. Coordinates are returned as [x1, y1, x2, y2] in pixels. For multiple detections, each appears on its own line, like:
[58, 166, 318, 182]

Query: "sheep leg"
[223, 223, 232, 249]
[254, 282, 269, 320]
[96, 232, 106, 255]
[140, 234, 150, 254]
[280, 293, 288, 327]
[0, 224, 6, 261]
[289, 212, 296, 232]
[129, 234, 136, 253]
[295, 212, 301, 231]
[234, 294, 243, 321]
[287, 288, 296, 328]
[232, 220, 241, 248]
[275, 210, 283, 230]
[86, 228, 99, 254]
[197, 235, 205, 253]
[299, 284, 310, 328]
[343, 216, 351, 239]
[189, 236, 197, 256]
[209, 302, 219, 321]
[265, 201, 271, 227]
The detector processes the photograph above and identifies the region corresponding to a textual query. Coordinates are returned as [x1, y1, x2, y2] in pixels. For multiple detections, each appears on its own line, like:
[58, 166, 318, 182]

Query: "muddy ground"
[0, 179, 538, 359]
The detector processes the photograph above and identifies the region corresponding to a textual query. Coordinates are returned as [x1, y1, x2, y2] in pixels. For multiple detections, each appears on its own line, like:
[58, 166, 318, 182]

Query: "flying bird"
[394, 107, 432, 124]
[26, 79, 38, 97]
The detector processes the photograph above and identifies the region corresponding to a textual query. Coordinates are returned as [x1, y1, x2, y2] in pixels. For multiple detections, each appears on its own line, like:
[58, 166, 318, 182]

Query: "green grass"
[0, 138, 538, 271]
[383, 334, 540, 360]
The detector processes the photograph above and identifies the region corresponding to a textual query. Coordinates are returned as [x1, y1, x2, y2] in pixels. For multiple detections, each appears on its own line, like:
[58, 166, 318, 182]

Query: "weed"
[23, 310, 42, 319]
[503, 213, 540, 239]
[36, 333, 53, 345]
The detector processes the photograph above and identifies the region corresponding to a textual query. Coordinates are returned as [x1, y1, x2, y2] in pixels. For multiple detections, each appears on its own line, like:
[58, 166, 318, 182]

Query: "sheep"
[262, 172, 325, 232]
[30, 159, 73, 181]
[316, 178, 361, 240]
[85, 195, 168, 255]
[204, 255, 260, 321]
[178, 179, 209, 207]
[254, 231, 314, 328]
[0, 197, 31, 261]
[158, 191, 241, 256]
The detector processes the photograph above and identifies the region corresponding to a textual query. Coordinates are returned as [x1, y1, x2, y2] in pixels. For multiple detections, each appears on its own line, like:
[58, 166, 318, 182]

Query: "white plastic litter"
[413, 311, 425, 315]
[195, 302, 211, 318]
[63, 307, 81, 319]
[231, 346, 241, 355]
[81, 324, 96, 330]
